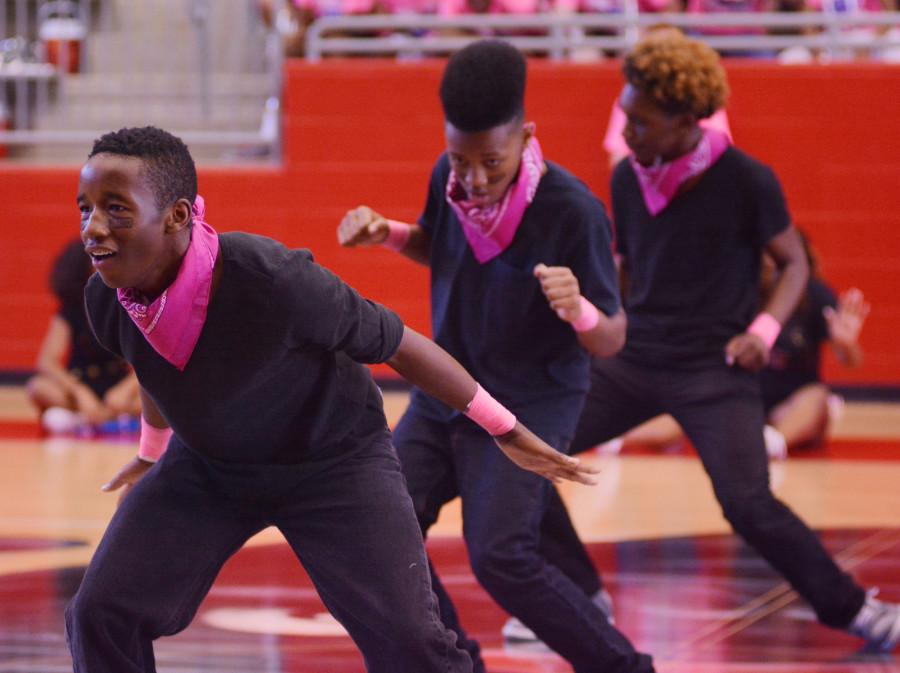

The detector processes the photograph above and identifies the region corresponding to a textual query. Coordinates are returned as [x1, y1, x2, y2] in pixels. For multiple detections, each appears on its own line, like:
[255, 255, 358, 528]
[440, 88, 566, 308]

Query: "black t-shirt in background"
[760, 278, 837, 409]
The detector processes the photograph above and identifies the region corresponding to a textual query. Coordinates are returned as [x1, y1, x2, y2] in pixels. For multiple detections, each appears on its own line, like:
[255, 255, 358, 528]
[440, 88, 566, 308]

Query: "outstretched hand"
[825, 287, 869, 348]
[493, 423, 599, 485]
[101, 456, 154, 507]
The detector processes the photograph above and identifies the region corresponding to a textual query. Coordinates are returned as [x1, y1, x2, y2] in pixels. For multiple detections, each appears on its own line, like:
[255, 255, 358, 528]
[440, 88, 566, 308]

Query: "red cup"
[40, 18, 86, 74]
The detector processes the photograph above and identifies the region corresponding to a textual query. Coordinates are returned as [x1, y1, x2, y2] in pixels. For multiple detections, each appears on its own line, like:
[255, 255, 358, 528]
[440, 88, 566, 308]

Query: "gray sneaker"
[848, 589, 900, 652]
[501, 589, 615, 643]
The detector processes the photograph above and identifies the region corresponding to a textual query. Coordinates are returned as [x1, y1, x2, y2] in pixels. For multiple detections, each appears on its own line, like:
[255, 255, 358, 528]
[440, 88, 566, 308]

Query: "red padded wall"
[1, 60, 898, 384]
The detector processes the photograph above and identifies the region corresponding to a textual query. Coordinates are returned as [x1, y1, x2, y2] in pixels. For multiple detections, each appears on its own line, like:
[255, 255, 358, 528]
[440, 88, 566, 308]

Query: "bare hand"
[534, 263, 582, 323]
[494, 423, 599, 485]
[824, 287, 869, 348]
[101, 457, 154, 507]
[725, 333, 769, 372]
[337, 205, 390, 247]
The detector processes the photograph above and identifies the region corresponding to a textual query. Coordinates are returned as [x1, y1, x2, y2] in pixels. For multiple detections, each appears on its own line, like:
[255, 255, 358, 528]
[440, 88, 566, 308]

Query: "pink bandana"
[630, 127, 731, 216]
[446, 136, 544, 264]
[117, 195, 219, 371]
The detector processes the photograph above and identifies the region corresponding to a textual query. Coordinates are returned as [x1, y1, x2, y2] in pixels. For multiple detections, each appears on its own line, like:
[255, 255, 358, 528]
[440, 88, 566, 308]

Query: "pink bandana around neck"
[117, 195, 219, 371]
[629, 127, 731, 216]
[446, 135, 544, 264]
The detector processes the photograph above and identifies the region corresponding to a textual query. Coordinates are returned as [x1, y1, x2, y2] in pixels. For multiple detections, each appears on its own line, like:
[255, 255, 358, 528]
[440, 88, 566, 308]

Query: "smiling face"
[619, 84, 699, 167]
[78, 153, 191, 298]
[444, 118, 530, 207]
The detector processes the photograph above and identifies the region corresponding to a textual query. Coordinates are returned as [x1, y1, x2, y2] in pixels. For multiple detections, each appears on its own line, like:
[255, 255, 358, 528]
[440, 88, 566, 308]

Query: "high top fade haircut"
[88, 126, 198, 212]
[440, 40, 526, 133]
[623, 29, 729, 120]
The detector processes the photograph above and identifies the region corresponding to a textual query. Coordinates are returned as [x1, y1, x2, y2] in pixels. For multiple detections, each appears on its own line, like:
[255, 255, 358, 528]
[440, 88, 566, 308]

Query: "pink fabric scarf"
[446, 135, 544, 264]
[117, 195, 219, 371]
[630, 127, 731, 216]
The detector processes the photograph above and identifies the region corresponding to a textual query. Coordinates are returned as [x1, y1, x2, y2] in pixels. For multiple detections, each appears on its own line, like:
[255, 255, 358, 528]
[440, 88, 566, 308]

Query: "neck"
[138, 232, 191, 301]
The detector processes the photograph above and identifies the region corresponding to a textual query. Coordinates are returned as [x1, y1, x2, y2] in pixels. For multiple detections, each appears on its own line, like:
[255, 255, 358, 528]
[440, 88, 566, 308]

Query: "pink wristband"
[465, 384, 517, 436]
[570, 296, 601, 332]
[139, 417, 173, 463]
[381, 220, 411, 252]
[747, 312, 781, 350]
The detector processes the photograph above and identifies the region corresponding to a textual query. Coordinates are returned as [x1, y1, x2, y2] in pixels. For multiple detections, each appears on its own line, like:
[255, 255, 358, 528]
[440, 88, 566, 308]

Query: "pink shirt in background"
[379, 0, 439, 12]
[685, 0, 769, 35]
[603, 102, 733, 164]
[806, 0, 884, 11]
[439, 0, 539, 16]
[293, 0, 377, 15]
[576, 0, 672, 12]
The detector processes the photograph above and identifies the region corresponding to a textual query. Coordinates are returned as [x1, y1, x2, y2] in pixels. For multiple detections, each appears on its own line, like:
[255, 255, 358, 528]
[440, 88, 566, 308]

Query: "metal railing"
[0, 0, 285, 161]
[305, 10, 900, 61]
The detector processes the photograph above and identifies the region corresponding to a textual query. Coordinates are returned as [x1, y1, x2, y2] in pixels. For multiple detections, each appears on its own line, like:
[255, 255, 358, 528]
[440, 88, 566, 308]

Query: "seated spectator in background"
[758, 232, 869, 457]
[26, 239, 140, 435]
[602, 232, 869, 460]
[258, 0, 402, 58]
[685, 0, 776, 57]
[807, 0, 897, 60]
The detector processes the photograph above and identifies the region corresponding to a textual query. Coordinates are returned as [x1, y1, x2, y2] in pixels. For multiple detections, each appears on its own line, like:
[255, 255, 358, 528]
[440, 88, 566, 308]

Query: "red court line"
[623, 439, 900, 462]
[0, 420, 42, 439]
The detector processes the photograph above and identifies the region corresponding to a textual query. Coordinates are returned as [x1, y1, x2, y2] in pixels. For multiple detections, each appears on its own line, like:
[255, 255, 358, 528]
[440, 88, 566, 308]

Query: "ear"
[165, 198, 193, 234]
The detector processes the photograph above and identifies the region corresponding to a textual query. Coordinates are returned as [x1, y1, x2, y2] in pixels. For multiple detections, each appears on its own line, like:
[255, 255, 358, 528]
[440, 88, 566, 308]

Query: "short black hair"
[88, 126, 197, 211]
[439, 40, 526, 133]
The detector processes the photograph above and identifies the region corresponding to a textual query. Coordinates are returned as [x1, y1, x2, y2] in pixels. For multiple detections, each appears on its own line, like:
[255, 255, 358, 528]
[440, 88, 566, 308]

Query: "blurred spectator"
[26, 239, 140, 435]
[685, 0, 777, 56]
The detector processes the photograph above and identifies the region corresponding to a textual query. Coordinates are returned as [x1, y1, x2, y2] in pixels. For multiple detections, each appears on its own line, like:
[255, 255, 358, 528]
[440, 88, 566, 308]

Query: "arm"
[337, 205, 432, 267]
[726, 226, 809, 371]
[101, 387, 171, 504]
[533, 263, 626, 357]
[825, 287, 869, 368]
[386, 326, 598, 484]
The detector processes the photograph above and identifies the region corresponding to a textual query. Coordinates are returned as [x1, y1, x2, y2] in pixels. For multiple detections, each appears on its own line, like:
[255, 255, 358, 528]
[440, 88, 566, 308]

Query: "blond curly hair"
[623, 30, 729, 119]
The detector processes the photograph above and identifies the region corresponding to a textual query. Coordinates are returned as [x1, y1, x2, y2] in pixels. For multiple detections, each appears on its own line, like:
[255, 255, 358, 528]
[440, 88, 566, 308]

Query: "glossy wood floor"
[1, 386, 899, 672]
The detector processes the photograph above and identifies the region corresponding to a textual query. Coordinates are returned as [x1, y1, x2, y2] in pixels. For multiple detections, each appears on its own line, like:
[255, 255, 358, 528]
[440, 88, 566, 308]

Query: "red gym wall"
[1, 60, 898, 385]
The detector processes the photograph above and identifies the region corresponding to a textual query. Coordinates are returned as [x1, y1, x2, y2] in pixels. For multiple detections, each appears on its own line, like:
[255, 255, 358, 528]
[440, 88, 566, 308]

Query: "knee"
[65, 584, 109, 639]
[469, 543, 540, 593]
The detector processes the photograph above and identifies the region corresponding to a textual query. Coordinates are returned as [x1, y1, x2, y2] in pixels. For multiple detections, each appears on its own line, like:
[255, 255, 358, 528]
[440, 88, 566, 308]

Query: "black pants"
[394, 405, 655, 673]
[65, 428, 473, 673]
[541, 356, 866, 629]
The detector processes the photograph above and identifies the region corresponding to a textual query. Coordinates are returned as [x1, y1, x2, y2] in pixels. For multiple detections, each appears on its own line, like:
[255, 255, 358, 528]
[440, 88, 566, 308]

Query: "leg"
[538, 357, 660, 601]
[26, 373, 74, 412]
[539, 486, 602, 597]
[669, 365, 865, 628]
[767, 383, 830, 451]
[455, 421, 654, 673]
[571, 357, 664, 455]
[65, 443, 266, 673]
[273, 426, 472, 673]
[392, 406, 485, 670]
